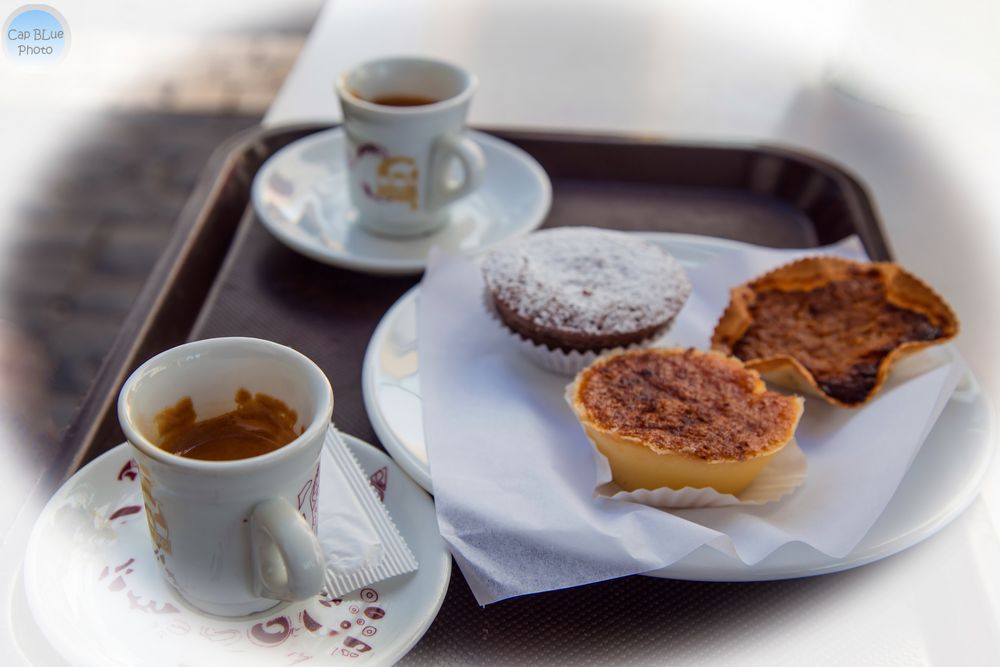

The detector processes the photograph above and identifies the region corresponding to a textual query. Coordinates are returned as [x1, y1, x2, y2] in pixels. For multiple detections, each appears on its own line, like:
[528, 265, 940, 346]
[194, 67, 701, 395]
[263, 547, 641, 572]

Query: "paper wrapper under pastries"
[710, 256, 959, 408]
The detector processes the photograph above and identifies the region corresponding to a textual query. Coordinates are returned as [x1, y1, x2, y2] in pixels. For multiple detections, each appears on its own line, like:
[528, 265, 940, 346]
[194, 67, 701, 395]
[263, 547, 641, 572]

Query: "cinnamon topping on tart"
[575, 349, 801, 462]
[567, 348, 803, 493]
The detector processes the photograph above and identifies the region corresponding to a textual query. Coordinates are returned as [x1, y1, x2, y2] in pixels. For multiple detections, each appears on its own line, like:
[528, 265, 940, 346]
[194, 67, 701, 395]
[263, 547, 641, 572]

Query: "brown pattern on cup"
[109, 505, 142, 521]
[199, 627, 242, 645]
[117, 459, 139, 482]
[318, 589, 342, 607]
[301, 609, 324, 633]
[249, 616, 292, 646]
[127, 591, 180, 614]
[98, 557, 179, 614]
[369, 467, 388, 502]
[159, 619, 191, 637]
[296, 464, 321, 532]
[343, 636, 373, 653]
[350, 142, 389, 167]
[137, 462, 171, 556]
[373, 156, 419, 210]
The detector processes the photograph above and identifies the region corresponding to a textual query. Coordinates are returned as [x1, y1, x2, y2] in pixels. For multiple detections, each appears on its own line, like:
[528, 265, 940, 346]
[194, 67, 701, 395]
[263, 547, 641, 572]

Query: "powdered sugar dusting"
[482, 227, 692, 335]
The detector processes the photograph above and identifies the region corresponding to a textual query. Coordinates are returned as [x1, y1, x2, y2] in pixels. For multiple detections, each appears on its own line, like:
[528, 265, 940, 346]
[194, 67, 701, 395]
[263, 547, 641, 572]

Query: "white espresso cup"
[336, 56, 486, 237]
[117, 337, 332, 617]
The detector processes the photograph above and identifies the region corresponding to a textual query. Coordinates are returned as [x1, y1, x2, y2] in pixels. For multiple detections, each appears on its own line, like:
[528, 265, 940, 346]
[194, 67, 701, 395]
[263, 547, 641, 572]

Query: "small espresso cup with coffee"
[336, 56, 486, 237]
[117, 337, 333, 617]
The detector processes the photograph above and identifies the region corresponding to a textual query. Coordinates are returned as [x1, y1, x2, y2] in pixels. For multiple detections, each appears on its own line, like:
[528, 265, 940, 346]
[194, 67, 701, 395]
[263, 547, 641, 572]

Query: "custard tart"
[711, 257, 958, 407]
[567, 348, 803, 494]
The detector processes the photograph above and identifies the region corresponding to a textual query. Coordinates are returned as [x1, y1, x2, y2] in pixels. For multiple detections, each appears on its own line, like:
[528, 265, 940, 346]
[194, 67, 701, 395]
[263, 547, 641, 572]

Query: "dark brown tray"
[51, 124, 890, 664]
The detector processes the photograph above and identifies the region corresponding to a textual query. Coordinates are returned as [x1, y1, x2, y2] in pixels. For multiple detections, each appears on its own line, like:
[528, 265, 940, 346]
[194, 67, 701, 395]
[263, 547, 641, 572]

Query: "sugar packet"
[317, 427, 418, 597]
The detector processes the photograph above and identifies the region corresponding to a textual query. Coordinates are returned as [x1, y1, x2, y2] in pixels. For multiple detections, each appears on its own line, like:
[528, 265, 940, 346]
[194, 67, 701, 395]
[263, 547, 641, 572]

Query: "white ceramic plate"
[23, 434, 451, 667]
[361, 232, 996, 581]
[251, 128, 551, 275]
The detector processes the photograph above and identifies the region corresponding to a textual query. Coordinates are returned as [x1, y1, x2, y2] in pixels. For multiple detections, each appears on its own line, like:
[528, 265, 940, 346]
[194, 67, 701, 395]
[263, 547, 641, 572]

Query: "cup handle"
[250, 497, 325, 601]
[428, 133, 486, 209]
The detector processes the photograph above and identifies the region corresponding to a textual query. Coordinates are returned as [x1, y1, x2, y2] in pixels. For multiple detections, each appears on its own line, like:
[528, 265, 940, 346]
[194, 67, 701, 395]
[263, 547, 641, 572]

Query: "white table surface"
[265, 0, 1000, 663]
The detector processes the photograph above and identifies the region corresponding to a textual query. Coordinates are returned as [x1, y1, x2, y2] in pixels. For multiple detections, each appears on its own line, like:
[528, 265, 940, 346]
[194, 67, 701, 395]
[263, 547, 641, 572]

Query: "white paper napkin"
[419, 236, 963, 605]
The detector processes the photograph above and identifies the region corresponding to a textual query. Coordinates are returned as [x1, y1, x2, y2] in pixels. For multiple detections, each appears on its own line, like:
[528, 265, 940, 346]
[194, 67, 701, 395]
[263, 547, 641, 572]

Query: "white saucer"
[361, 232, 996, 581]
[23, 434, 451, 667]
[251, 128, 551, 275]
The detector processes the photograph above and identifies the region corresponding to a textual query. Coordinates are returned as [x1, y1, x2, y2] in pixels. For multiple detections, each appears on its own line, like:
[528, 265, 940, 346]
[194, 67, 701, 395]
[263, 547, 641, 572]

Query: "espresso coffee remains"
[368, 93, 440, 107]
[155, 389, 302, 461]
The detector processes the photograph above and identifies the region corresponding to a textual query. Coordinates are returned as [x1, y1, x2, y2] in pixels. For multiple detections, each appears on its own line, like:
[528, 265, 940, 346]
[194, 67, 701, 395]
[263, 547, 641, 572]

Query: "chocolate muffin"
[481, 228, 691, 354]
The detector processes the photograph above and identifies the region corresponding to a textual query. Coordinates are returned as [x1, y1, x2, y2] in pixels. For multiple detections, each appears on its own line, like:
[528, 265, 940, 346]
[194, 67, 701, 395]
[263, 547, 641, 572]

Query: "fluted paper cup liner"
[481, 290, 663, 376]
[593, 439, 808, 508]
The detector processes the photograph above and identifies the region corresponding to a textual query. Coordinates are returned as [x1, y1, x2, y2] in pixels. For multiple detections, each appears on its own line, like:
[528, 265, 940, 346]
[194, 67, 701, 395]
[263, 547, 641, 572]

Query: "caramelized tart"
[711, 257, 958, 408]
[567, 348, 803, 494]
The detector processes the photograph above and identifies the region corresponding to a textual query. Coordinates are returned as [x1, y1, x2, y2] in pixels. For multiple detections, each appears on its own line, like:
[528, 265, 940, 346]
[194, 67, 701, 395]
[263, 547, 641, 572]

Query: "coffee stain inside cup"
[155, 389, 303, 461]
